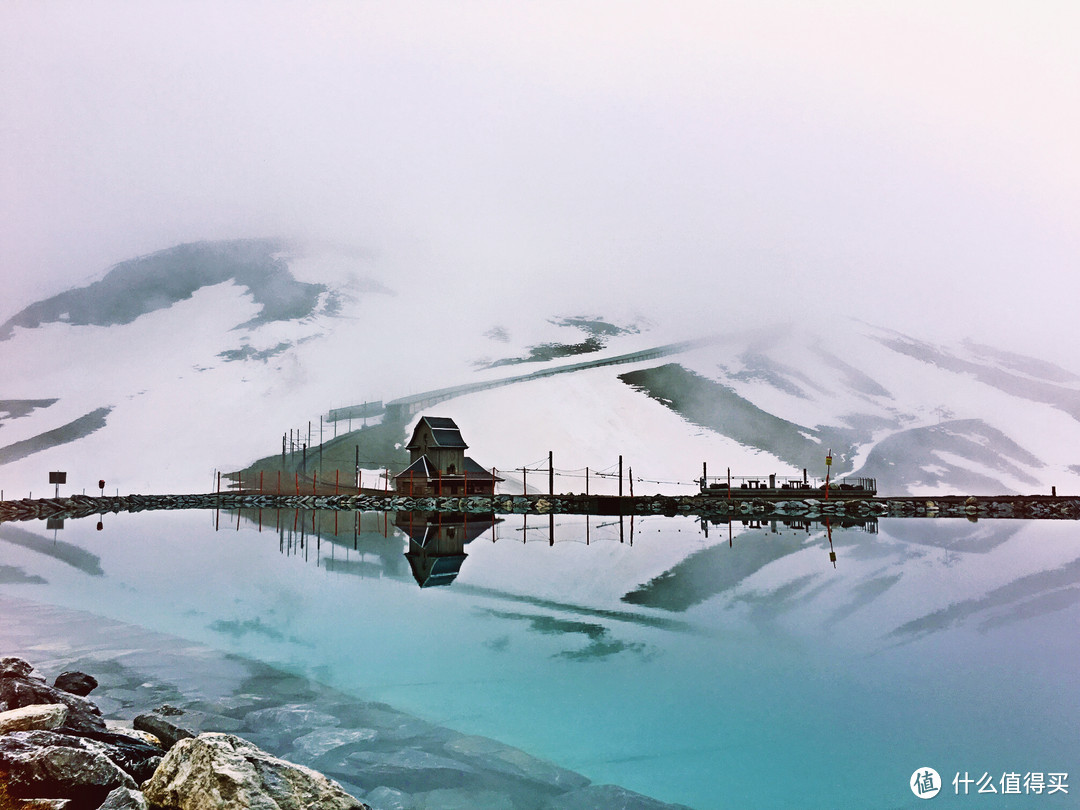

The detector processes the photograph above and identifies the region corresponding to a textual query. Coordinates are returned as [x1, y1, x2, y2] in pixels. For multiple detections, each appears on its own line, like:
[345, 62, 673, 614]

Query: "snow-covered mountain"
[2, 239, 1079, 499]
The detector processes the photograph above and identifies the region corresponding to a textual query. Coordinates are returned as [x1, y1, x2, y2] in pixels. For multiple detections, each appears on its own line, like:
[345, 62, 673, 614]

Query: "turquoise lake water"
[1, 509, 1077, 809]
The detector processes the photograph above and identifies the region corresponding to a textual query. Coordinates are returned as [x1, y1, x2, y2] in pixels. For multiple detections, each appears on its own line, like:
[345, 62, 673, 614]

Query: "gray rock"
[355, 706, 446, 743]
[133, 712, 194, 750]
[53, 671, 98, 697]
[0, 676, 105, 734]
[0, 702, 69, 734]
[143, 732, 366, 810]
[291, 727, 378, 760]
[76, 729, 164, 783]
[0, 727, 162, 785]
[345, 748, 479, 792]
[98, 786, 149, 810]
[0, 730, 136, 805]
[0, 656, 40, 680]
[443, 734, 589, 791]
[244, 703, 341, 734]
[362, 786, 417, 810]
[133, 706, 242, 750]
[242, 703, 341, 750]
[414, 788, 514, 810]
[543, 784, 695, 810]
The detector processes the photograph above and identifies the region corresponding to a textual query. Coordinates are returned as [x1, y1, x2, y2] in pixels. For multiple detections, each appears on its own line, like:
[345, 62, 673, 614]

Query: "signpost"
[49, 471, 67, 499]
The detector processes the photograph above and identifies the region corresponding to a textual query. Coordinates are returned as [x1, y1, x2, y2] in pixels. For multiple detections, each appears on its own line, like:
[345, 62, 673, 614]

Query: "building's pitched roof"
[393, 455, 438, 480]
[423, 416, 459, 430]
[464, 457, 505, 481]
[430, 428, 467, 448]
[406, 416, 468, 450]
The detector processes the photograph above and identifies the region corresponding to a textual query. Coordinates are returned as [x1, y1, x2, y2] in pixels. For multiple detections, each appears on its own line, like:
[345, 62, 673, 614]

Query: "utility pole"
[618, 455, 623, 498]
[548, 451, 554, 498]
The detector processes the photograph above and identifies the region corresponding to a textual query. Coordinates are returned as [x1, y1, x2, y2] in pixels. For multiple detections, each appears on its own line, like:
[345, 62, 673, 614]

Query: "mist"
[2, 1, 1078, 363]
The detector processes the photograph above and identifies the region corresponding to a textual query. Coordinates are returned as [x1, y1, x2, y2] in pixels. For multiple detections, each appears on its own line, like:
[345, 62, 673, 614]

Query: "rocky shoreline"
[0, 655, 363, 809]
[1, 491, 1078, 524]
[0, 595, 693, 810]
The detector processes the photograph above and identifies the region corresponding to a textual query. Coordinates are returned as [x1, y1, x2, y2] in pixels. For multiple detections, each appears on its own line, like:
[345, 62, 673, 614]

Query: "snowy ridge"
[2, 240, 1079, 499]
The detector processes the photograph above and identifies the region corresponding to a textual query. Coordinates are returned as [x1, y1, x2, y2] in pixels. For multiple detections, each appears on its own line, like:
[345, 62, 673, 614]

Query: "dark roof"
[406, 416, 468, 450]
[430, 428, 467, 448]
[407, 554, 467, 588]
[393, 455, 438, 480]
[423, 416, 459, 429]
[464, 457, 505, 480]
[395, 454, 504, 482]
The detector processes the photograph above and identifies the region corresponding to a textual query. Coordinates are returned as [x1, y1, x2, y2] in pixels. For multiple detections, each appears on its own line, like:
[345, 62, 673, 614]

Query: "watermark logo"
[911, 767, 942, 799]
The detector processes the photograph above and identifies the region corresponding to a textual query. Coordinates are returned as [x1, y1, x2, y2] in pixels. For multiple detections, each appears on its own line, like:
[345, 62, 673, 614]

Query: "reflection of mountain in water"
[622, 517, 873, 612]
[877, 519, 1022, 554]
[0, 523, 105, 577]
[891, 554, 1080, 639]
[220, 509, 1080, 650]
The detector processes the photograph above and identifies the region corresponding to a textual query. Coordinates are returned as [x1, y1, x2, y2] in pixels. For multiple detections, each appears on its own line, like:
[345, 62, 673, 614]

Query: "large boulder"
[0, 727, 162, 786]
[142, 733, 367, 810]
[1, 657, 42, 681]
[0, 703, 69, 734]
[0, 730, 136, 806]
[75, 729, 164, 784]
[133, 706, 241, 751]
[0, 675, 106, 734]
[98, 786, 149, 810]
[53, 671, 98, 698]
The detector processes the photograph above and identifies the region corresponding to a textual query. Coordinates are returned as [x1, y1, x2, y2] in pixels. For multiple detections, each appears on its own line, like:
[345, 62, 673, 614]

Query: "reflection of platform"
[700, 515, 878, 533]
[397, 511, 499, 588]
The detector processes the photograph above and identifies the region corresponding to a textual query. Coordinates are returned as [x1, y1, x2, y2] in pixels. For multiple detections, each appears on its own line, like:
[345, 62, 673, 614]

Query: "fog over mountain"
[1, 239, 1078, 499]
[1, 4, 1078, 494]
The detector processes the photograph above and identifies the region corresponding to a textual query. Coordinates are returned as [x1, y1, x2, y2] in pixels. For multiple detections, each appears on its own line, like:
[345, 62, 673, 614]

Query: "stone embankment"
[0, 648, 692, 810]
[0, 656, 365, 810]
[1, 492, 1078, 523]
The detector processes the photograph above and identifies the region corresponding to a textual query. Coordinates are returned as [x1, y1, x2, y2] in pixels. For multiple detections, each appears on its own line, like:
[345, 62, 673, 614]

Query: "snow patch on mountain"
[2, 240, 1079, 498]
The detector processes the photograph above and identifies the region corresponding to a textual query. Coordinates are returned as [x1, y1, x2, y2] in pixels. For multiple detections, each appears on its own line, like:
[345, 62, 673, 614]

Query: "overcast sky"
[2, 1, 1078, 359]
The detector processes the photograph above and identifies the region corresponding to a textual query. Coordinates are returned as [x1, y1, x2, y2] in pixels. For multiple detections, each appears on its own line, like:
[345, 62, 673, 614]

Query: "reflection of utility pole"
[826, 516, 836, 568]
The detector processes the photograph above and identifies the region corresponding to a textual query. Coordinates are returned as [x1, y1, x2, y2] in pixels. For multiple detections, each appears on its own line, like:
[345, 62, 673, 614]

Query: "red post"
[295, 472, 299, 496]
[277, 470, 281, 494]
[313, 471, 318, 496]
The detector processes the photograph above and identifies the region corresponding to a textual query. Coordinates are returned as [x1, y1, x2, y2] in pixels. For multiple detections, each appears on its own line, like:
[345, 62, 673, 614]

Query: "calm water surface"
[1, 509, 1077, 809]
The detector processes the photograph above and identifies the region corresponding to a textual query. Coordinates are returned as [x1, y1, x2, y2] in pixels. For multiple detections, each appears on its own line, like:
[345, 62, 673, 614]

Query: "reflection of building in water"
[397, 511, 499, 588]
[393, 416, 503, 496]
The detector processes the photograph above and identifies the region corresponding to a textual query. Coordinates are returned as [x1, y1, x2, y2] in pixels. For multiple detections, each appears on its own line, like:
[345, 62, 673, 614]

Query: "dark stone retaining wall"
[1, 492, 1079, 523]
